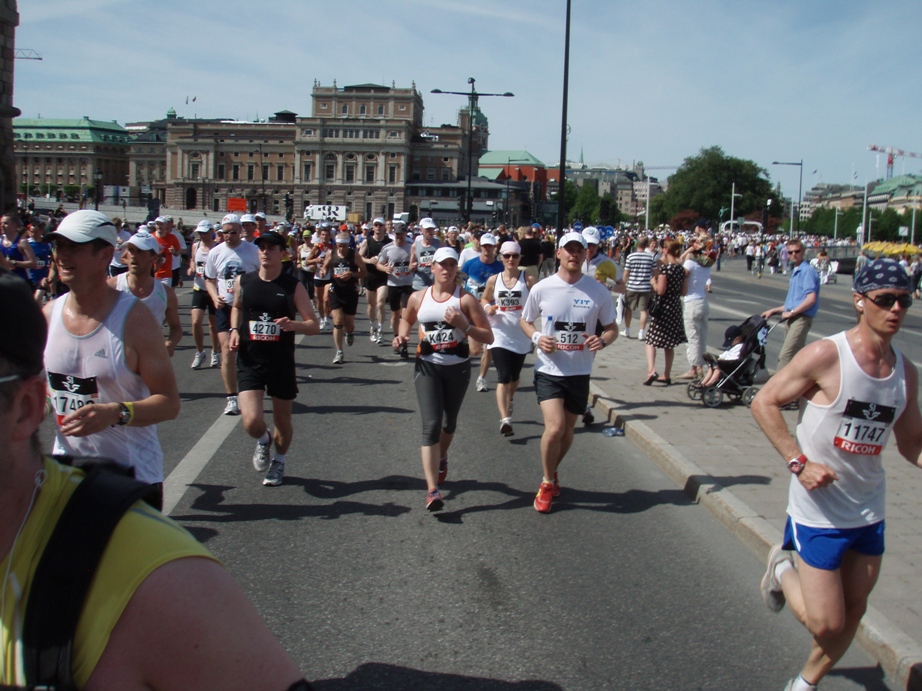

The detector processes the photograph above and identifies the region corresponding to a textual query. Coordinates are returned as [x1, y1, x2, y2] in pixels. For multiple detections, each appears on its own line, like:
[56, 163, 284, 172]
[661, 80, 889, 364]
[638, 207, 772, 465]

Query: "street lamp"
[94, 168, 103, 211]
[431, 78, 514, 224]
[772, 160, 803, 236]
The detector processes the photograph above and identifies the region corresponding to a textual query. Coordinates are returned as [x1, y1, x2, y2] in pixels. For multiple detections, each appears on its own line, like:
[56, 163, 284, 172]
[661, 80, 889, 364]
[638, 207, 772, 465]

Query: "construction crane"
[867, 144, 922, 179]
[14, 49, 42, 60]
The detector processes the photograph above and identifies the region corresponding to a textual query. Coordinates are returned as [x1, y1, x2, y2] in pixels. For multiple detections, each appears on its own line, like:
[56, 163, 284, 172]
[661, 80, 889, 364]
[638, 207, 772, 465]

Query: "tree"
[653, 146, 774, 226]
[668, 209, 700, 231]
[569, 181, 600, 224]
[548, 180, 578, 223]
[598, 193, 625, 226]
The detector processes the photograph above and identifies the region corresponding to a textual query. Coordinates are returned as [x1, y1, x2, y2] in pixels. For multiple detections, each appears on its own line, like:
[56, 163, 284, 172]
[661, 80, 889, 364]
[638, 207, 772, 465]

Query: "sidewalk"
[587, 332, 922, 689]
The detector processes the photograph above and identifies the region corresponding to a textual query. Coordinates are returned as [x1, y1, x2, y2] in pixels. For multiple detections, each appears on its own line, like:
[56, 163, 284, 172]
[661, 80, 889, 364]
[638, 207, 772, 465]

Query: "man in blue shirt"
[461, 233, 503, 391]
[762, 239, 820, 370]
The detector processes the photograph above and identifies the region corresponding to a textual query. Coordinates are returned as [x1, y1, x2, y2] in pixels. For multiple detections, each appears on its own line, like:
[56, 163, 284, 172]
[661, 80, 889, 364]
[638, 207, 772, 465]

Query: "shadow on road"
[310, 662, 563, 691]
[824, 663, 892, 690]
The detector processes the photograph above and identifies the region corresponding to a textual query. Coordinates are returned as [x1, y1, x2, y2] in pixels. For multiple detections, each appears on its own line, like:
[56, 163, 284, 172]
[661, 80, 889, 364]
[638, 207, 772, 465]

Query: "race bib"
[333, 264, 352, 278]
[422, 321, 459, 351]
[833, 399, 896, 455]
[249, 314, 281, 342]
[418, 251, 435, 269]
[196, 261, 205, 277]
[496, 289, 523, 312]
[393, 262, 410, 278]
[48, 372, 99, 425]
[555, 320, 586, 351]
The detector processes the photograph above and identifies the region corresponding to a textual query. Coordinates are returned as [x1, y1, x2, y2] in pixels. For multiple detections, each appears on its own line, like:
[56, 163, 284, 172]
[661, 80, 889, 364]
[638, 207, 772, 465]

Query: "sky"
[14, 0, 922, 200]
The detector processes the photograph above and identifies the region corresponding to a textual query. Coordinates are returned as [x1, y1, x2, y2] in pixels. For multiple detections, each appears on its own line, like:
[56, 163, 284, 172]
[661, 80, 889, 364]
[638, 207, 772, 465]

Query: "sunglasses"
[862, 293, 912, 310]
[224, 230, 240, 235]
[502, 253, 520, 259]
[789, 249, 804, 255]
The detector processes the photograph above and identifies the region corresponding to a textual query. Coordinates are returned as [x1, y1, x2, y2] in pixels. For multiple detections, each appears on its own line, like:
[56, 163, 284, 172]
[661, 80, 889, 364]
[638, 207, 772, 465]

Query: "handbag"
[648, 293, 664, 319]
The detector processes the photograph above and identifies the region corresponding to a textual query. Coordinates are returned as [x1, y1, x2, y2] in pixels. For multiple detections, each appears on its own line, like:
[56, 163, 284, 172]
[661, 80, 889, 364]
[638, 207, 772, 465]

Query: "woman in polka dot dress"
[644, 238, 688, 385]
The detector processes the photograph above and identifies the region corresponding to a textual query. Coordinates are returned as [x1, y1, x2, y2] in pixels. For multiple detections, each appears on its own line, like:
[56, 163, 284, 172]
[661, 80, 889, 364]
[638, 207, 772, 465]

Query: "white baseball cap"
[479, 233, 497, 246]
[558, 231, 588, 249]
[240, 214, 257, 224]
[194, 220, 214, 233]
[254, 212, 267, 220]
[432, 247, 459, 264]
[419, 217, 437, 230]
[46, 210, 118, 247]
[124, 229, 160, 253]
[582, 226, 601, 245]
[221, 213, 242, 227]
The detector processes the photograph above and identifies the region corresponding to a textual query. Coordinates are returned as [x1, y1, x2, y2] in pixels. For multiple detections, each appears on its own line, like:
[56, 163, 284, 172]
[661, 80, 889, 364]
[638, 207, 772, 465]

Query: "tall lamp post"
[93, 169, 103, 211]
[431, 78, 514, 224]
[772, 159, 803, 236]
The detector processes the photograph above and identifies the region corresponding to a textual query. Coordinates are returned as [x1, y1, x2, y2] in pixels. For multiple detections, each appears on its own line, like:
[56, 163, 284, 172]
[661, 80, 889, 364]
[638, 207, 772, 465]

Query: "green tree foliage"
[652, 146, 774, 226]
[548, 180, 579, 223]
[569, 181, 600, 224]
[598, 193, 625, 226]
[802, 206, 919, 243]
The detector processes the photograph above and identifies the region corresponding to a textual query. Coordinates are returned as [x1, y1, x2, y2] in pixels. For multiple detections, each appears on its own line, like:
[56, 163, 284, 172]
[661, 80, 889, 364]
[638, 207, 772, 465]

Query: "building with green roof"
[13, 117, 130, 201]
[868, 174, 922, 214]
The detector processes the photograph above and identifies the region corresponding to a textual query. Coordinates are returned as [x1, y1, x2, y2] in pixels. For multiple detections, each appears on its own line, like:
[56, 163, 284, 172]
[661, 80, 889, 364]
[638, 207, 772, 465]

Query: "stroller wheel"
[702, 387, 724, 408]
[741, 386, 759, 407]
[687, 381, 703, 401]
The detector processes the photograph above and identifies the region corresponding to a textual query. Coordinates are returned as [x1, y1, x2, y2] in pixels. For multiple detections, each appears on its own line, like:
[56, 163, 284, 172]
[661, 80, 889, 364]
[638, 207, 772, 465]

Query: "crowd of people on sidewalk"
[2, 202, 921, 690]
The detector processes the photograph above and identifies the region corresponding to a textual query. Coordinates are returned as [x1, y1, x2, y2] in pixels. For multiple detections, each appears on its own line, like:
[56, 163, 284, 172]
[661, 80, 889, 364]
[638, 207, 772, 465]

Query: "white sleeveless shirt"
[115, 272, 168, 326]
[416, 286, 469, 366]
[488, 271, 532, 354]
[790, 331, 907, 528]
[44, 292, 164, 483]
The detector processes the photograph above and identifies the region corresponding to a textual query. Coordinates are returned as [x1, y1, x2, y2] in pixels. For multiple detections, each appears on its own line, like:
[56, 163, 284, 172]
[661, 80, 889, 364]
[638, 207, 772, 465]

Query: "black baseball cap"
[0, 270, 47, 375]
[722, 325, 743, 348]
[254, 231, 286, 248]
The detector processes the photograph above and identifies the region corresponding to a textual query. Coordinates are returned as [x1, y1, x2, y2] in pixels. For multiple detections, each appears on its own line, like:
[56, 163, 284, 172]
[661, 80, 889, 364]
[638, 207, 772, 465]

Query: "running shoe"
[223, 396, 239, 416]
[190, 351, 206, 369]
[476, 376, 488, 392]
[263, 460, 285, 487]
[622, 327, 631, 339]
[369, 329, 377, 343]
[582, 407, 595, 425]
[252, 440, 271, 472]
[500, 418, 513, 436]
[346, 331, 354, 346]
[333, 350, 344, 364]
[637, 329, 645, 341]
[210, 351, 220, 368]
[375, 328, 383, 344]
[438, 457, 448, 484]
[760, 544, 792, 613]
[426, 488, 444, 512]
[553, 472, 561, 497]
[534, 481, 555, 513]
[399, 342, 409, 360]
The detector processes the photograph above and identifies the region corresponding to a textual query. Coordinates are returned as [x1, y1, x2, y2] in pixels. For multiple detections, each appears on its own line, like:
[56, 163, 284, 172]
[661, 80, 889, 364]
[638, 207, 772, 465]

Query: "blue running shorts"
[782, 516, 885, 571]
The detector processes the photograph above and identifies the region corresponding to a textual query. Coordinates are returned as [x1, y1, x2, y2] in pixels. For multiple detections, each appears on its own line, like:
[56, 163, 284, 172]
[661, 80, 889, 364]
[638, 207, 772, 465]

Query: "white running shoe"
[191, 351, 205, 369]
[333, 350, 344, 364]
[375, 328, 383, 344]
[252, 440, 271, 472]
[210, 351, 220, 367]
[223, 396, 240, 416]
[263, 460, 284, 487]
[623, 327, 631, 339]
[476, 376, 488, 392]
[637, 329, 645, 341]
[500, 418, 513, 436]
[370, 329, 377, 343]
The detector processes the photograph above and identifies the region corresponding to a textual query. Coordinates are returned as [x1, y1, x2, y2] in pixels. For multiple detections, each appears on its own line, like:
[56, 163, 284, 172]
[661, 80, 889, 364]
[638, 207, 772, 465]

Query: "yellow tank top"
[0, 457, 217, 688]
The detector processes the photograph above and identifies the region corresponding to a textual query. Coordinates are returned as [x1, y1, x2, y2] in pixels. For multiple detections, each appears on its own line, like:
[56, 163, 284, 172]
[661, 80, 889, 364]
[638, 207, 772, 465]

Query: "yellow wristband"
[122, 401, 135, 426]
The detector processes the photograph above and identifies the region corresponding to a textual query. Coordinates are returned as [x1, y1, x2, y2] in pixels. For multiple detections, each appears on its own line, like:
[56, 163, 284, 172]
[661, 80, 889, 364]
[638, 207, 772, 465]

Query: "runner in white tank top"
[115, 271, 168, 326]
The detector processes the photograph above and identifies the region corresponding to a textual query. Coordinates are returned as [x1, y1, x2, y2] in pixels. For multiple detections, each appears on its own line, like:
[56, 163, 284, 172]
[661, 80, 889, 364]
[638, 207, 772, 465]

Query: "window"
[232, 164, 240, 180]
[303, 163, 312, 181]
[441, 168, 450, 181]
[427, 168, 435, 181]
[389, 165, 398, 184]
[191, 162, 200, 178]
[71, 134, 79, 140]
[217, 164, 225, 179]
[248, 152, 254, 158]
[277, 165, 284, 181]
[412, 168, 421, 181]
[325, 163, 335, 180]
[341, 104, 348, 115]
[302, 128, 314, 137]
[365, 165, 375, 183]
[359, 105, 366, 115]
[247, 164, 254, 180]
[377, 105, 385, 116]
[262, 164, 269, 179]
[345, 165, 355, 183]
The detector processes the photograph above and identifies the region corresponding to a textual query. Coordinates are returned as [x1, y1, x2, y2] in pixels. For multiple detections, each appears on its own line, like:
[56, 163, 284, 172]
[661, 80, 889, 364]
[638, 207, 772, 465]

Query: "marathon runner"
[230, 231, 319, 487]
[377, 221, 413, 358]
[27, 218, 54, 302]
[394, 246, 493, 511]
[461, 232, 503, 391]
[358, 217, 391, 344]
[324, 231, 367, 364]
[204, 214, 260, 416]
[304, 225, 333, 331]
[188, 220, 221, 369]
[410, 217, 440, 292]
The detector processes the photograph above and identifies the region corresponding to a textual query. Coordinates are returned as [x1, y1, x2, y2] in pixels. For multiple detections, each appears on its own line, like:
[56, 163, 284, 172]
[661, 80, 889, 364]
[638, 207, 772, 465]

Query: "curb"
[588, 383, 922, 691]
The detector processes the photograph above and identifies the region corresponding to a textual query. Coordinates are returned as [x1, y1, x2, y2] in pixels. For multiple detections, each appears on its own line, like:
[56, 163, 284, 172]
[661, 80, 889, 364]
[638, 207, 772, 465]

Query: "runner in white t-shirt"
[520, 232, 618, 513]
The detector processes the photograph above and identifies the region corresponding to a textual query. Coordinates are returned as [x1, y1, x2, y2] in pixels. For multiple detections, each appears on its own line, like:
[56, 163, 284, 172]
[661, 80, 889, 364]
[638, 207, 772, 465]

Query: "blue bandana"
[853, 258, 912, 293]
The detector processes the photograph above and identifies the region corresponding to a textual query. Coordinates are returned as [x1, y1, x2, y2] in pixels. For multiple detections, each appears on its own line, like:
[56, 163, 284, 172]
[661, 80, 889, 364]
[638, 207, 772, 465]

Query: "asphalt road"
[136, 277, 895, 691]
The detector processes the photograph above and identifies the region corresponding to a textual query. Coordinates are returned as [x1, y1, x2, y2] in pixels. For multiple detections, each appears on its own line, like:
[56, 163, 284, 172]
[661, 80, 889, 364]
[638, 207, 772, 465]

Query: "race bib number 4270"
[834, 399, 896, 455]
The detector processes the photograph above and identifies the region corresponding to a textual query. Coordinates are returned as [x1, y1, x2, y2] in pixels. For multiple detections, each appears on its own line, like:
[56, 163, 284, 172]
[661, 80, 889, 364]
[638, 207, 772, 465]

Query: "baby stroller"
[686, 315, 783, 408]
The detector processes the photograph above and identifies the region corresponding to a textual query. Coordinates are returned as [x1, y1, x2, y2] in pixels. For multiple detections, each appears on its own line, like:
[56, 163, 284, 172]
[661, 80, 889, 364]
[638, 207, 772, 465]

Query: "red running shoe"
[426, 488, 444, 512]
[534, 482, 555, 513]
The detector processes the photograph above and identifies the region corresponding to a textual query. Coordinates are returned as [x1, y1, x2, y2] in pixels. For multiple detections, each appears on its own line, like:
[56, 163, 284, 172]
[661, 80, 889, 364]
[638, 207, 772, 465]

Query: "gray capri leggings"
[414, 358, 472, 446]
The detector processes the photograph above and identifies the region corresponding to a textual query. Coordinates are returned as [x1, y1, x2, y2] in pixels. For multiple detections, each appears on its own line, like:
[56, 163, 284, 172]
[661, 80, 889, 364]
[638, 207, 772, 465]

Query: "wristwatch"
[787, 454, 807, 475]
[116, 402, 133, 426]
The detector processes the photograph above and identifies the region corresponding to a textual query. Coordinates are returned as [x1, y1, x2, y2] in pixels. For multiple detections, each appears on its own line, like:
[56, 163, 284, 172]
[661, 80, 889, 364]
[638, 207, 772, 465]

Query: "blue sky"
[15, 0, 922, 198]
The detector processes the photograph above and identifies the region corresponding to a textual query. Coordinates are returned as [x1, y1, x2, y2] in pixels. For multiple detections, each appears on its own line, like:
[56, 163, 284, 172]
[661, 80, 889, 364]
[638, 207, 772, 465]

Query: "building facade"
[13, 117, 131, 203]
[1, 0, 19, 211]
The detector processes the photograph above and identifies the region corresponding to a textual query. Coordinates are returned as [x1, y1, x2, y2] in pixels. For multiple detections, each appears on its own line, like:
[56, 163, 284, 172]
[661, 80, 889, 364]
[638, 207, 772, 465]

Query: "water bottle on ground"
[602, 426, 624, 437]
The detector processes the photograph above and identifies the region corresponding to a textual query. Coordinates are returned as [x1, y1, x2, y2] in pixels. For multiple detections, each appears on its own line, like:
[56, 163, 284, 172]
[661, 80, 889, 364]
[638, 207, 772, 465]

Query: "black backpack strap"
[22, 462, 156, 689]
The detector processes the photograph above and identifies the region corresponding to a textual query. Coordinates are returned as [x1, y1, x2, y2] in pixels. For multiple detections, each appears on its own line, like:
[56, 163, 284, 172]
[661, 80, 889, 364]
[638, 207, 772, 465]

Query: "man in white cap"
[358, 217, 392, 343]
[152, 217, 181, 288]
[254, 211, 268, 238]
[240, 214, 258, 243]
[107, 229, 182, 357]
[377, 220, 413, 357]
[42, 210, 181, 508]
[520, 231, 618, 513]
[461, 232, 502, 391]
[205, 214, 260, 415]
[410, 217, 440, 292]
[188, 221, 221, 369]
